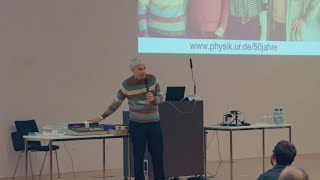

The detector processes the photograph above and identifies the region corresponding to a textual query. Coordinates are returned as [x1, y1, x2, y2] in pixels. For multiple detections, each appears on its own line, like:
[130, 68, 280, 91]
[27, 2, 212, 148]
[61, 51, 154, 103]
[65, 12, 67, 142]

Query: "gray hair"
[279, 166, 309, 180]
[129, 57, 145, 71]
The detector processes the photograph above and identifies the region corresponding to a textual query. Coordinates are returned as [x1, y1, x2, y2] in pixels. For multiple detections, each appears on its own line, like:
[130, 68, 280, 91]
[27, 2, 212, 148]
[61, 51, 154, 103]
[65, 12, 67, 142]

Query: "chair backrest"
[15, 120, 39, 134]
[15, 120, 41, 146]
[11, 132, 25, 152]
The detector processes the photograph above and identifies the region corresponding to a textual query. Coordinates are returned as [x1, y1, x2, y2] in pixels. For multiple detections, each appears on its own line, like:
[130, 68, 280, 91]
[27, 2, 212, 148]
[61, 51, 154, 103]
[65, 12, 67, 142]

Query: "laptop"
[165, 86, 185, 101]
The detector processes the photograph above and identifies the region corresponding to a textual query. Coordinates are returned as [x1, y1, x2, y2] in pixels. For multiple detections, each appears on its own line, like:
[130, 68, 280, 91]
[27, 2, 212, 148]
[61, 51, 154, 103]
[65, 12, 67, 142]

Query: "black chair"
[12, 120, 60, 178]
[11, 131, 34, 179]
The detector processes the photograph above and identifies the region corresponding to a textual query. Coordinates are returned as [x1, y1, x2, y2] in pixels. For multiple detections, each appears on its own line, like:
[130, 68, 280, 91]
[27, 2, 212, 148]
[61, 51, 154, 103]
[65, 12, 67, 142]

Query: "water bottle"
[273, 109, 279, 124]
[279, 109, 284, 124]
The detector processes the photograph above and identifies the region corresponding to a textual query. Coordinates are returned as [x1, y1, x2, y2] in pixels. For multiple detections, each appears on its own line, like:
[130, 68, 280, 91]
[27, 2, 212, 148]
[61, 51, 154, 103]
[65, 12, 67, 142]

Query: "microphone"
[144, 79, 149, 92]
[189, 58, 196, 95]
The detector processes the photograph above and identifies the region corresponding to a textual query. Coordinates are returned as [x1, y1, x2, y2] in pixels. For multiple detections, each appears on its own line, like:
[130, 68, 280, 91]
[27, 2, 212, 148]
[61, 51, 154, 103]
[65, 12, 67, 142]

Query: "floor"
[2, 154, 319, 180]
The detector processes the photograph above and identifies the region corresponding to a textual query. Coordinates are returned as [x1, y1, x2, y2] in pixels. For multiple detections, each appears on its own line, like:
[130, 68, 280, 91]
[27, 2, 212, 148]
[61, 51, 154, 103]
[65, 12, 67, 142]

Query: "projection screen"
[138, 0, 320, 56]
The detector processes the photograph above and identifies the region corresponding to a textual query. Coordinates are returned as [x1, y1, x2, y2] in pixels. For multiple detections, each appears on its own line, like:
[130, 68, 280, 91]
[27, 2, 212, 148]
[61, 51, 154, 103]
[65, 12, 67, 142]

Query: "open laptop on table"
[165, 86, 185, 101]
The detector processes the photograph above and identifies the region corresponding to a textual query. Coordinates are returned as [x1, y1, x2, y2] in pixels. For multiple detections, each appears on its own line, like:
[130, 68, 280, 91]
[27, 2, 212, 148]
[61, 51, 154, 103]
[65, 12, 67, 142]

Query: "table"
[24, 133, 131, 180]
[204, 123, 291, 180]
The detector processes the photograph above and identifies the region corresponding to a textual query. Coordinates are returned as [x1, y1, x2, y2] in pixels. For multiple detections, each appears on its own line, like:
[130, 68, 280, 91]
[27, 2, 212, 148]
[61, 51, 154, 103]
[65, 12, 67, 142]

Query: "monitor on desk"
[165, 86, 185, 101]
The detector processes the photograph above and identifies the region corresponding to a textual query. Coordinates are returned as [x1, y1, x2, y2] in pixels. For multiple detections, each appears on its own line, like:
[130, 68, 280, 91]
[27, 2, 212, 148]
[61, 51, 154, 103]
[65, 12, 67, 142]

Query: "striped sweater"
[230, 0, 263, 18]
[101, 74, 163, 123]
[138, 0, 188, 37]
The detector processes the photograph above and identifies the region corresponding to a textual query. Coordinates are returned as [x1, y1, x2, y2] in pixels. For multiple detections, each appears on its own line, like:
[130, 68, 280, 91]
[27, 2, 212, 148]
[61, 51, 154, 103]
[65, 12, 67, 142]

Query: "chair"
[12, 120, 60, 179]
[11, 131, 34, 179]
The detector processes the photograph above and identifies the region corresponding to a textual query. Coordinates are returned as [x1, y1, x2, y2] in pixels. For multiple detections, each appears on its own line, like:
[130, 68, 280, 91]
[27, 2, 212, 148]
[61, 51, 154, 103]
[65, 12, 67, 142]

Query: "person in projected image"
[257, 140, 297, 180]
[225, 0, 265, 40]
[268, 0, 287, 41]
[226, 0, 265, 40]
[89, 57, 165, 180]
[138, 0, 188, 38]
[268, 0, 320, 41]
[287, 0, 320, 41]
[187, 0, 229, 39]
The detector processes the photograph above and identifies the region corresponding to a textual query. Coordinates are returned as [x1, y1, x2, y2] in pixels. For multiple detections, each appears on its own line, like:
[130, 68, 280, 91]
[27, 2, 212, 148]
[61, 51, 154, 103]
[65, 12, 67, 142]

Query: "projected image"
[138, 0, 320, 55]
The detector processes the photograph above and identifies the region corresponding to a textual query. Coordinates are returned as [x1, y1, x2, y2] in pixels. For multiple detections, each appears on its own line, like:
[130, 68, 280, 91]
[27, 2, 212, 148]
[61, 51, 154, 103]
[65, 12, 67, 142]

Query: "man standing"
[257, 140, 297, 180]
[89, 57, 165, 180]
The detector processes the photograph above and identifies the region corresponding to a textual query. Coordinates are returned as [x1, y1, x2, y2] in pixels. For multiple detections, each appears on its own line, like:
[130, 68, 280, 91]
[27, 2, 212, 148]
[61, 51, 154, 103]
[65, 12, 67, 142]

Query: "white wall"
[1, 0, 319, 178]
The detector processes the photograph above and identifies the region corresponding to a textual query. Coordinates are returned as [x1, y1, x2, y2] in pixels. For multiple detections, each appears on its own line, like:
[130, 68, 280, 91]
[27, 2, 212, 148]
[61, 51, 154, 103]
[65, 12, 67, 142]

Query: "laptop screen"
[165, 86, 185, 101]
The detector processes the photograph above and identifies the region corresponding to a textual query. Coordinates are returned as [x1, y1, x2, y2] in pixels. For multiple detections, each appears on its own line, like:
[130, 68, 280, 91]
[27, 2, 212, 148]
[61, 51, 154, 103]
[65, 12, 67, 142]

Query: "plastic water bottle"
[279, 109, 284, 124]
[273, 109, 279, 124]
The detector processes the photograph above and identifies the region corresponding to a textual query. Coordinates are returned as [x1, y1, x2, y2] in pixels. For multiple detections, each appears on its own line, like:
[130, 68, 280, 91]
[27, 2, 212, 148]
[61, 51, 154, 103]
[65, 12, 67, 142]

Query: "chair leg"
[12, 152, 23, 179]
[55, 150, 61, 178]
[39, 150, 61, 178]
[39, 151, 48, 176]
[28, 151, 34, 180]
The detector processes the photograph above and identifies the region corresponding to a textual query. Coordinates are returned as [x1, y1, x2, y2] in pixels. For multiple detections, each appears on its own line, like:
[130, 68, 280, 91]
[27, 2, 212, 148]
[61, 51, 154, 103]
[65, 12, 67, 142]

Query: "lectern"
[123, 101, 204, 179]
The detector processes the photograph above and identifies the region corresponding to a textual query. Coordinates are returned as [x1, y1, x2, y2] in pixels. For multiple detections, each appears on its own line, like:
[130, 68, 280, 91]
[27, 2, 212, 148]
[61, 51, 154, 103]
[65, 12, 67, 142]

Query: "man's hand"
[146, 92, 155, 103]
[215, 27, 225, 38]
[88, 116, 104, 123]
[293, 17, 305, 34]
